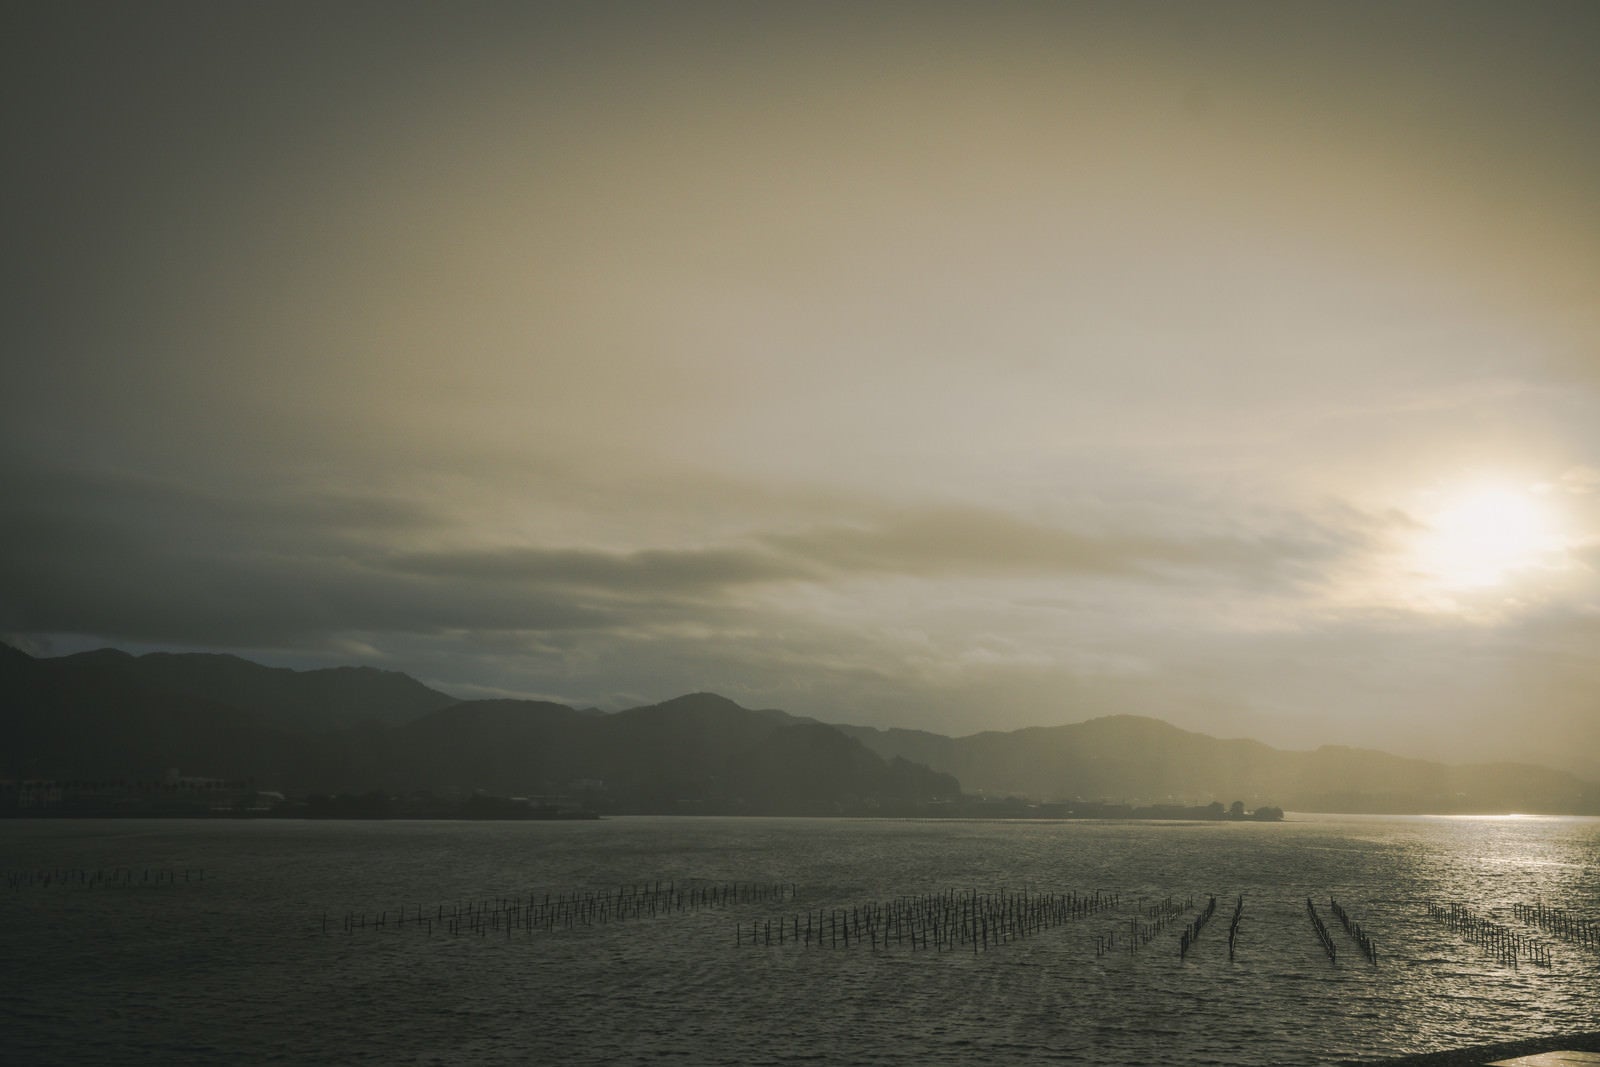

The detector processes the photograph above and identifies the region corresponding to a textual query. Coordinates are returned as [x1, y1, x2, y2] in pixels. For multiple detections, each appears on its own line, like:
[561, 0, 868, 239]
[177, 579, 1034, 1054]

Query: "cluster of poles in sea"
[326, 880, 795, 937]
[1227, 894, 1245, 961]
[1306, 897, 1381, 965]
[736, 887, 1119, 952]
[1111, 893, 1188, 956]
[309, 879, 1600, 973]
[1512, 901, 1599, 952]
[1329, 898, 1378, 964]
[1178, 895, 1218, 959]
[4, 866, 204, 889]
[1306, 897, 1339, 961]
[314, 882, 1372, 965]
[13, 858, 1594, 977]
[17, 858, 1593, 978]
[1426, 902, 1551, 967]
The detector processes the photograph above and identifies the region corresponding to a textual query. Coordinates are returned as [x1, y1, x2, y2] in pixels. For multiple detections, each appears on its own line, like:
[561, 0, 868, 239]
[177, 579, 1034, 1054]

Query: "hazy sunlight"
[1412, 484, 1564, 590]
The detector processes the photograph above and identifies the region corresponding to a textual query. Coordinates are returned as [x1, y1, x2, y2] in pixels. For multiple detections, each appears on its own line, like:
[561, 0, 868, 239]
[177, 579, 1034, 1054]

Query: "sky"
[5, 1, 1600, 776]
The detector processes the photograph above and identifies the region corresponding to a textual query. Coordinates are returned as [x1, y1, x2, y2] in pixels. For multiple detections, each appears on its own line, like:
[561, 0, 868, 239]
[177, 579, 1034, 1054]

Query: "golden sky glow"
[4, 1, 1600, 776]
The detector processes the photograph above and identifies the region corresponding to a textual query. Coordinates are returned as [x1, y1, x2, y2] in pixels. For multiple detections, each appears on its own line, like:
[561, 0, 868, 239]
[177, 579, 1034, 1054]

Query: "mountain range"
[3, 643, 1596, 815]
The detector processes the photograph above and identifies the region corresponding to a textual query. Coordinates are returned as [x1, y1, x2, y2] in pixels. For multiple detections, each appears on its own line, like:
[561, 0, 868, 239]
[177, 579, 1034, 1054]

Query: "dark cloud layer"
[3, 461, 1363, 648]
[0, 463, 614, 645]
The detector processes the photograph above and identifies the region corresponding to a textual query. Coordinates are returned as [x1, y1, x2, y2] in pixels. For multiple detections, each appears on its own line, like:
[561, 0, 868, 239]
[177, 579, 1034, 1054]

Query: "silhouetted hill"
[594, 692, 803, 803]
[837, 714, 1600, 814]
[5, 644, 1594, 814]
[725, 723, 959, 815]
[43, 648, 455, 732]
[0, 646, 962, 812]
[338, 694, 957, 814]
[2, 643, 309, 782]
[340, 698, 592, 798]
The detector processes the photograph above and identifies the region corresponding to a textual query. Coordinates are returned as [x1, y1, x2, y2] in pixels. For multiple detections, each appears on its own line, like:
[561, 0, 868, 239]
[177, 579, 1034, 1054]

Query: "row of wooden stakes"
[1306, 898, 1338, 962]
[738, 887, 1121, 953]
[1226, 895, 1244, 961]
[1178, 895, 1218, 959]
[325, 880, 797, 937]
[1103, 894, 1193, 957]
[1513, 901, 1599, 952]
[1329, 898, 1378, 964]
[1427, 902, 1550, 968]
[4, 866, 205, 889]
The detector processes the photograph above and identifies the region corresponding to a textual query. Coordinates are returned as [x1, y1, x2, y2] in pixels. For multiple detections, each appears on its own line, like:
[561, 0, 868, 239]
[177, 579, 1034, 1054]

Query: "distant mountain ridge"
[2, 643, 1596, 814]
[42, 647, 458, 732]
[0, 647, 957, 814]
[834, 715, 1600, 815]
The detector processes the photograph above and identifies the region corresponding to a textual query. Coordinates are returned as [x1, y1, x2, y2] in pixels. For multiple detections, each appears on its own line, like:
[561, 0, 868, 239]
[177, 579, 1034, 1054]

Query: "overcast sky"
[5, 2, 1599, 775]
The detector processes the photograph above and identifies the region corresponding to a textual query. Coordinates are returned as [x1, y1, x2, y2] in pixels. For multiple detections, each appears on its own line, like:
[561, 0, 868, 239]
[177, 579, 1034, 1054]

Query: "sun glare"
[1412, 484, 1562, 590]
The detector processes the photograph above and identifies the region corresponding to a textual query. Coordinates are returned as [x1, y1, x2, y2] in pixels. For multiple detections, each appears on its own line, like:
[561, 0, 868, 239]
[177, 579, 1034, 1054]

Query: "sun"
[1411, 483, 1562, 590]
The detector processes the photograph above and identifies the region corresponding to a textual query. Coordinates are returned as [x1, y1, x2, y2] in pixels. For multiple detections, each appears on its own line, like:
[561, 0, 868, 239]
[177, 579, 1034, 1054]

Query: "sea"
[3, 814, 1598, 1065]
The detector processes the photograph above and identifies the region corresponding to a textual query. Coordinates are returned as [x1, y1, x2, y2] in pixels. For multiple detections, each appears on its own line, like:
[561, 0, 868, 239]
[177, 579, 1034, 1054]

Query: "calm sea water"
[3, 815, 1598, 1065]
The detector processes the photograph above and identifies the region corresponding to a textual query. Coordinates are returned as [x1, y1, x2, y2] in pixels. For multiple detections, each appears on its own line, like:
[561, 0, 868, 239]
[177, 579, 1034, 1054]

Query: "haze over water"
[5, 815, 1598, 1065]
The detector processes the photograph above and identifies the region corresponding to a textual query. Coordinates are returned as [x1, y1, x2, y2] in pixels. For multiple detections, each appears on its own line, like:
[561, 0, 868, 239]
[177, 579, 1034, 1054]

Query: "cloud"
[0, 463, 615, 647]
[390, 544, 816, 596]
[1557, 467, 1600, 496]
[761, 504, 1370, 591]
[2, 441, 1397, 659]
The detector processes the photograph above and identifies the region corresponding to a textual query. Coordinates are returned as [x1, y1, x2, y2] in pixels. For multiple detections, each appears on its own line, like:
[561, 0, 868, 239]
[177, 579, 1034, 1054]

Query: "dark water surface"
[4, 815, 1598, 1065]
